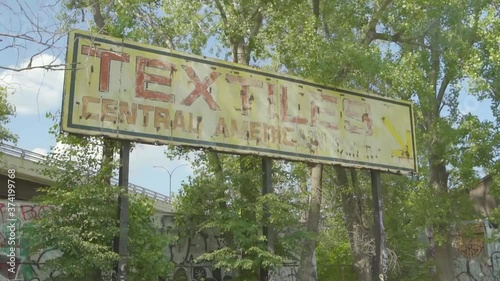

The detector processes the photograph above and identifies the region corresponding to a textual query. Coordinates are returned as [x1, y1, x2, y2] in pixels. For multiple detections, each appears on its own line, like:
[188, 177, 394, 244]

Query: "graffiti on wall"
[0, 201, 61, 281]
[0, 201, 298, 281]
[155, 213, 232, 281]
[453, 221, 500, 281]
[269, 263, 299, 281]
[155, 213, 299, 281]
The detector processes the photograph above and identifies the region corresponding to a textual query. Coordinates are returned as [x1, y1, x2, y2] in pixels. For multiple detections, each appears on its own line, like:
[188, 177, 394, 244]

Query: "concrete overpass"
[0, 143, 173, 213]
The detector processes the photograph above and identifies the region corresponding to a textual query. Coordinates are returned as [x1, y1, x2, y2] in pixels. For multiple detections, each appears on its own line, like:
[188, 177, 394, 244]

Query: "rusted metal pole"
[116, 141, 130, 281]
[260, 157, 274, 281]
[371, 170, 387, 281]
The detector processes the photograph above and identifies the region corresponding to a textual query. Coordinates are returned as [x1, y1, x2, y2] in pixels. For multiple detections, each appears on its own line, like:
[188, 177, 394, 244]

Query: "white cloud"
[1, 54, 64, 116]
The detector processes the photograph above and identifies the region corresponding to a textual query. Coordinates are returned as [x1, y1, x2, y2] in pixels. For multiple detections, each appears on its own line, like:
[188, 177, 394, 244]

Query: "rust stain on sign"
[62, 29, 417, 174]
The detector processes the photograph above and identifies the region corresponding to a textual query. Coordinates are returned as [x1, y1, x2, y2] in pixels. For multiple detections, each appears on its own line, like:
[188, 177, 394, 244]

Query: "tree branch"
[0, 32, 62, 49]
[312, 0, 320, 31]
[246, 8, 263, 64]
[89, 0, 106, 31]
[436, 75, 450, 114]
[132, 6, 175, 49]
[437, 6, 481, 115]
[364, 0, 393, 43]
[336, 0, 392, 80]
[0, 63, 68, 72]
[370, 32, 433, 49]
[214, 0, 228, 26]
[248, 9, 263, 42]
[215, 0, 239, 62]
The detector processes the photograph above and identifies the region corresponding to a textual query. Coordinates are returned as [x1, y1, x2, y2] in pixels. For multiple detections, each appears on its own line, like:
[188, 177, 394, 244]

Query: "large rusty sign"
[62, 29, 417, 174]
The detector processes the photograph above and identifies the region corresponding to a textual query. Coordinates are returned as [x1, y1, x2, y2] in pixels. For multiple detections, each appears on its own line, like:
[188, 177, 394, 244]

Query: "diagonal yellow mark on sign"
[382, 117, 413, 159]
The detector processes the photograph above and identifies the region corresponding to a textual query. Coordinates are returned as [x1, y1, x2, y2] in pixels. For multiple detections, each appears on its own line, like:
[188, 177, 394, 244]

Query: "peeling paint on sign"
[62, 30, 417, 174]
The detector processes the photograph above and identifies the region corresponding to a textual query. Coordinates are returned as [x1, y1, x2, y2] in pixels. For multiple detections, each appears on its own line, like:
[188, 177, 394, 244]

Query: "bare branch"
[0, 64, 69, 72]
[0, 0, 68, 73]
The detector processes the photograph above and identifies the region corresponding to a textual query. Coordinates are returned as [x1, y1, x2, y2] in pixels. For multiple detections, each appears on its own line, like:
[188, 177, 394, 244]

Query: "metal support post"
[116, 141, 130, 281]
[260, 157, 274, 281]
[371, 170, 387, 281]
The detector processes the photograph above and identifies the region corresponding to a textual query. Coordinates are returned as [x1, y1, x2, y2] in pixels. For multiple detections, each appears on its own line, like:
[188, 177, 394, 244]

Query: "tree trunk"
[297, 164, 323, 281]
[236, 41, 248, 65]
[335, 167, 372, 281]
[434, 241, 455, 281]
[429, 155, 454, 281]
[101, 139, 116, 185]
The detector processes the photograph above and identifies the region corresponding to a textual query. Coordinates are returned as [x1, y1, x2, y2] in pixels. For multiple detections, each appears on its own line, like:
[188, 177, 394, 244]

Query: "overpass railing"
[0, 143, 171, 203]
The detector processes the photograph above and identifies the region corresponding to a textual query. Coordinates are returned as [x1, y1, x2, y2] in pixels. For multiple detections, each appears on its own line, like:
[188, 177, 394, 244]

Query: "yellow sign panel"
[62, 30, 417, 174]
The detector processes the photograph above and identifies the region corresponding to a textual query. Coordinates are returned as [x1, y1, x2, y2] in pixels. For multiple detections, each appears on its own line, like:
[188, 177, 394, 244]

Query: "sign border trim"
[62, 30, 418, 174]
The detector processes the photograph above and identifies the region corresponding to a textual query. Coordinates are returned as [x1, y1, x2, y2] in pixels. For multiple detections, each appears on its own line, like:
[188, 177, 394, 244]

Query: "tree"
[374, 2, 499, 280]
[171, 151, 307, 280]
[268, 0, 500, 280]
[10, 0, 174, 279]
[314, 184, 357, 281]
[50, 1, 500, 281]
[265, 1, 387, 278]
[60, 0, 321, 279]
[154, 1, 329, 279]
[22, 127, 172, 281]
[0, 87, 17, 143]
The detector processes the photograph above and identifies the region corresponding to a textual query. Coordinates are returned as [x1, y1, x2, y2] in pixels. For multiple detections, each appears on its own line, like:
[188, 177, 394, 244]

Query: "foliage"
[22, 117, 172, 281]
[268, 0, 499, 279]
[14, 2, 176, 279]
[58, 0, 500, 280]
[0, 87, 17, 143]
[171, 150, 308, 280]
[316, 217, 356, 280]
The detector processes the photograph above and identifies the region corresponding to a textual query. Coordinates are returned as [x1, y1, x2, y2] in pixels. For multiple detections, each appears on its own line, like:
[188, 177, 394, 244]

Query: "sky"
[0, 0, 495, 196]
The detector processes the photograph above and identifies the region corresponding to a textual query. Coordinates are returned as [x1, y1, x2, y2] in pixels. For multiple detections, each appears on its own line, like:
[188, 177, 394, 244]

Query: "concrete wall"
[470, 175, 497, 217]
[0, 200, 298, 281]
[452, 176, 500, 280]
[0, 200, 62, 281]
[452, 221, 500, 281]
[0, 145, 299, 281]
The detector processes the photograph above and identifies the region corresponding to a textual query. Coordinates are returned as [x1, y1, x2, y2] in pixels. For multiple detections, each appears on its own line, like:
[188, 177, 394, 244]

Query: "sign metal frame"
[62, 29, 418, 175]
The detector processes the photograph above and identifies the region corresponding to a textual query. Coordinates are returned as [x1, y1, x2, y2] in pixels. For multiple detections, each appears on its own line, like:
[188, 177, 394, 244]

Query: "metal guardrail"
[0, 143, 171, 203]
